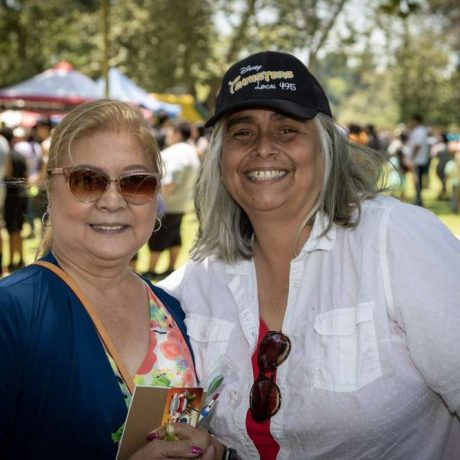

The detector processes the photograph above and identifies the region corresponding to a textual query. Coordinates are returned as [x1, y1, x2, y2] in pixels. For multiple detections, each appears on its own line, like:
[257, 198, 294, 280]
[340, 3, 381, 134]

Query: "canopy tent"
[151, 93, 207, 123]
[97, 68, 181, 118]
[0, 61, 100, 113]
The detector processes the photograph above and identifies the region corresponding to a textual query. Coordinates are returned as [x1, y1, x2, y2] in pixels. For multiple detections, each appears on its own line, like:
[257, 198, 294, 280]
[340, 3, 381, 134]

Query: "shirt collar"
[224, 211, 337, 277]
[225, 258, 252, 276]
[301, 211, 336, 253]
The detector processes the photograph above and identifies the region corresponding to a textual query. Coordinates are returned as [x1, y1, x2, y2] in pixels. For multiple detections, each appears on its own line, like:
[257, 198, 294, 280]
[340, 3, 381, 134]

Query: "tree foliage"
[0, 0, 458, 128]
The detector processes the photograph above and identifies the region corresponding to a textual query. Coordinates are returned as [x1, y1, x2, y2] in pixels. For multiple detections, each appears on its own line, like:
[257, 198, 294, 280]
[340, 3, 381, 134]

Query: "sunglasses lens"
[250, 376, 281, 422]
[119, 174, 158, 204]
[68, 169, 108, 202]
[258, 332, 291, 372]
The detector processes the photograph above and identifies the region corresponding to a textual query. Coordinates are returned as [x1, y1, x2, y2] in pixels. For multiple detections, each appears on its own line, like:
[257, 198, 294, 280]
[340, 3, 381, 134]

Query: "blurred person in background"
[406, 113, 430, 207]
[0, 129, 9, 276]
[152, 110, 171, 150]
[348, 123, 369, 145]
[144, 119, 200, 279]
[12, 126, 43, 239]
[445, 143, 460, 214]
[365, 123, 381, 150]
[387, 128, 409, 200]
[435, 132, 452, 201]
[3, 127, 28, 272]
[191, 122, 210, 161]
[32, 118, 54, 236]
[35, 117, 53, 163]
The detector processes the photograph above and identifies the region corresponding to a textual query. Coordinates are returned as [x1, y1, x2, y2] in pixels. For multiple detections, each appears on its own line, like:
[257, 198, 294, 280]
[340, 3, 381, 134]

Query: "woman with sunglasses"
[159, 51, 460, 459]
[0, 100, 224, 459]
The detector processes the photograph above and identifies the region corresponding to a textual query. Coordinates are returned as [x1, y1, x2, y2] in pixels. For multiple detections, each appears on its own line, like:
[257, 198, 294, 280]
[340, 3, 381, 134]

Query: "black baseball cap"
[205, 51, 332, 127]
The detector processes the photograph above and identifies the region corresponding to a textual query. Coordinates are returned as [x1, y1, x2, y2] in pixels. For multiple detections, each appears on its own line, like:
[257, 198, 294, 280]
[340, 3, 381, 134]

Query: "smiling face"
[49, 129, 158, 268]
[220, 109, 323, 225]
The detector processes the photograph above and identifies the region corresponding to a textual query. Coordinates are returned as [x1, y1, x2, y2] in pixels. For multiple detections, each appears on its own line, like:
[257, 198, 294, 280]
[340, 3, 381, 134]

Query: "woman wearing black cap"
[156, 50, 460, 459]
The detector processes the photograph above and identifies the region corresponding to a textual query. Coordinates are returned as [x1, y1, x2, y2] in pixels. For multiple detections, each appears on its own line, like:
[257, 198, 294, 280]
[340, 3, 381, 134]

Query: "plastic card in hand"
[116, 386, 203, 460]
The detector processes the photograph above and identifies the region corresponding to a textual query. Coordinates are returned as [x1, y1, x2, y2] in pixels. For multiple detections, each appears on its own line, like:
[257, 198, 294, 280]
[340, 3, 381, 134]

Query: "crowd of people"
[0, 50, 459, 460]
[0, 120, 52, 277]
[345, 119, 460, 212]
[1, 110, 459, 278]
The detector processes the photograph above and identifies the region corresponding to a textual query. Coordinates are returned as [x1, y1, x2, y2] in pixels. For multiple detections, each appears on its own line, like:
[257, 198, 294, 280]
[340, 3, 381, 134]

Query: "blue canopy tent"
[97, 68, 181, 118]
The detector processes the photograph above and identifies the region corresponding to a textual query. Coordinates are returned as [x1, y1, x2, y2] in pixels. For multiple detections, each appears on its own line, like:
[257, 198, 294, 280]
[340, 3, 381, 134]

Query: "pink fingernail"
[146, 432, 159, 441]
[191, 446, 204, 455]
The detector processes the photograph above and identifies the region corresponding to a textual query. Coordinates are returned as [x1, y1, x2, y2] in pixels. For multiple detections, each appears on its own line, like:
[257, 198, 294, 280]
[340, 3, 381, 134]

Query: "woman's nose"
[254, 132, 278, 158]
[96, 180, 127, 210]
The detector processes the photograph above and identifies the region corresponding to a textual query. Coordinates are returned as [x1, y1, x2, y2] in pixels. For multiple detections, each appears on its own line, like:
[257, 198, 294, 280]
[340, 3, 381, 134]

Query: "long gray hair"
[191, 113, 387, 263]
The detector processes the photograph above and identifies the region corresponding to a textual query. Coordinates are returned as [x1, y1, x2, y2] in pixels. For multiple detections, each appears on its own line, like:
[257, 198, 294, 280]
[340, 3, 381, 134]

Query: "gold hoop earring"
[153, 216, 162, 232]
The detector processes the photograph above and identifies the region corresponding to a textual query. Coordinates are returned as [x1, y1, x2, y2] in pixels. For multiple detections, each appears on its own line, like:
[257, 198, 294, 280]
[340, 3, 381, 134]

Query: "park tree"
[0, 0, 458, 128]
[376, 0, 459, 127]
[253, 0, 349, 71]
[108, 0, 215, 97]
[201, 0, 351, 108]
[0, 0, 100, 86]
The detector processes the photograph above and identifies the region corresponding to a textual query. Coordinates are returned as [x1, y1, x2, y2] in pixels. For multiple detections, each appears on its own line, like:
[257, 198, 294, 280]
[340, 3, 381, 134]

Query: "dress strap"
[33, 260, 135, 394]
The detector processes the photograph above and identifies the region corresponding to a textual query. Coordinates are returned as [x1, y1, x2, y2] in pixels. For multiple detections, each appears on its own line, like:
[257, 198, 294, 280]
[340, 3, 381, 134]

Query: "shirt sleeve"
[384, 202, 460, 414]
[158, 263, 187, 300]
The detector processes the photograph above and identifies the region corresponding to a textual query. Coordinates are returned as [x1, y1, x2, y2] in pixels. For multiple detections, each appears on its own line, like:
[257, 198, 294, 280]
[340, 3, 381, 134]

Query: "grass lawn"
[1, 161, 459, 275]
[392, 161, 460, 237]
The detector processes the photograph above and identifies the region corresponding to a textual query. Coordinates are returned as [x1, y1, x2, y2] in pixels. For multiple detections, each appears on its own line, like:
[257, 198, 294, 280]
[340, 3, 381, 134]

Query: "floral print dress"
[111, 283, 196, 443]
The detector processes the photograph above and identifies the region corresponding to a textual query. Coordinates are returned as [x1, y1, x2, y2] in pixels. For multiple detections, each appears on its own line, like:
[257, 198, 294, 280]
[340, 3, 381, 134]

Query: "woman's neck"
[51, 246, 134, 291]
[251, 218, 312, 264]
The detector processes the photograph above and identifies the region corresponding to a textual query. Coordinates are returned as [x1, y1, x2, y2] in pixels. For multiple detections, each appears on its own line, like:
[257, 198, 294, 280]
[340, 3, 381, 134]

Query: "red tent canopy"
[0, 61, 100, 113]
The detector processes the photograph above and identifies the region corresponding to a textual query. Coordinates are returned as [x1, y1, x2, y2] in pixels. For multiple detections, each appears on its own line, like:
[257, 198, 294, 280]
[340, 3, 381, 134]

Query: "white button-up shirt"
[159, 196, 460, 459]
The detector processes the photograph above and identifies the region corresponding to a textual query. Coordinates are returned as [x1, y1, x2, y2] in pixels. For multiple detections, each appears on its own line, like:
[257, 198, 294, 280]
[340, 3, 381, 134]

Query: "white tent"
[97, 68, 181, 117]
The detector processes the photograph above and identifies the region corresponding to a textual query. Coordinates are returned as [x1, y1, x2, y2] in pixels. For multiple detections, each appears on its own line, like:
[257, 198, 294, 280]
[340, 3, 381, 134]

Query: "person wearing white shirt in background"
[159, 51, 460, 459]
[405, 113, 431, 207]
[144, 120, 200, 278]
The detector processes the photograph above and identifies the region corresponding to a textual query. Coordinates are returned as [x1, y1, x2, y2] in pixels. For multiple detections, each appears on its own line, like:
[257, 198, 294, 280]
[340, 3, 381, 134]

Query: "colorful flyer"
[160, 387, 203, 426]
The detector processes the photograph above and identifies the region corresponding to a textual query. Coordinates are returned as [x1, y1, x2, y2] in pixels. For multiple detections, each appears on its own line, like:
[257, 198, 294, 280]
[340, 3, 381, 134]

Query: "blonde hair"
[191, 113, 388, 263]
[38, 99, 161, 256]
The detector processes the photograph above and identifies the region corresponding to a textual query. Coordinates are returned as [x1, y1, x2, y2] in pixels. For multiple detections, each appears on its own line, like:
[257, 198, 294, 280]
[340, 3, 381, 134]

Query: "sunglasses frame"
[250, 330, 291, 422]
[47, 167, 161, 205]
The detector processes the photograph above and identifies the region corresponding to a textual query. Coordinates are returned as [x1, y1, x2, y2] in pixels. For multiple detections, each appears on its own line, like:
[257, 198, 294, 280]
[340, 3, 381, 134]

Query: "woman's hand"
[128, 423, 225, 460]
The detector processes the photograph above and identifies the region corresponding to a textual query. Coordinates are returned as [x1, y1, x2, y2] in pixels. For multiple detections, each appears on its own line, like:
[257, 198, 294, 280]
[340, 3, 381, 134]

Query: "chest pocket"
[313, 302, 381, 392]
[185, 314, 234, 386]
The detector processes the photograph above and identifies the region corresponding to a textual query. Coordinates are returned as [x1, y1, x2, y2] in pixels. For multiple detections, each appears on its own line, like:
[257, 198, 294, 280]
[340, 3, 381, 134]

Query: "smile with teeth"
[90, 224, 126, 232]
[246, 169, 288, 181]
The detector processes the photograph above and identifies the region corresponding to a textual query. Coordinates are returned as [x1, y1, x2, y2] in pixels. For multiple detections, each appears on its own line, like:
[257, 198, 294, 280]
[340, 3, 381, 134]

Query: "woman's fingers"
[150, 423, 209, 447]
[200, 444, 217, 460]
[130, 438, 205, 459]
[137, 424, 223, 459]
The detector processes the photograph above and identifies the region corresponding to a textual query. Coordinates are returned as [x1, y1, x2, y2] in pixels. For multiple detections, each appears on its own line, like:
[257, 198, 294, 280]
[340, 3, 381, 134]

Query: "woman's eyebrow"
[122, 164, 151, 172]
[225, 115, 254, 130]
[69, 164, 151, 173]
[271, 112, 305, 123]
